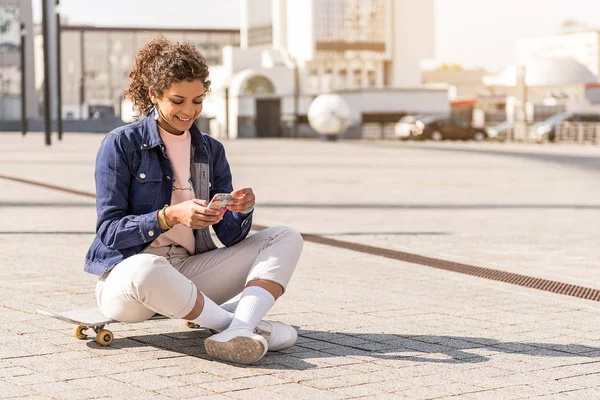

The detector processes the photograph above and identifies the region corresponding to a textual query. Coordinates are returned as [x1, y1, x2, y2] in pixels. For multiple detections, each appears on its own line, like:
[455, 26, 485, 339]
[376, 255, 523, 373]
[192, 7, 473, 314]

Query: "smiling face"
[151, 79, 206, 135]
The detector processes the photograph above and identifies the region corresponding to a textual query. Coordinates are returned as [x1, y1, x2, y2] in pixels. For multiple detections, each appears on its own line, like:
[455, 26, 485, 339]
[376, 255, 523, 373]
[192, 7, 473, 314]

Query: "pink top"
[151, 126, 196, 254]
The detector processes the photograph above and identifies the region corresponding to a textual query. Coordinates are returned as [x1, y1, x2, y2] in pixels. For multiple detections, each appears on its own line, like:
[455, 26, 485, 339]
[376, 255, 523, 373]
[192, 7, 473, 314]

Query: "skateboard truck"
[72, 323, 114, 346]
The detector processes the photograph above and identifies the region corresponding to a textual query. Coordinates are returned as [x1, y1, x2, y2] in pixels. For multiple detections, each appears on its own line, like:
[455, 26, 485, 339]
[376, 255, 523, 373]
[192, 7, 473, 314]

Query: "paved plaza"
[0, 132, 599, 399]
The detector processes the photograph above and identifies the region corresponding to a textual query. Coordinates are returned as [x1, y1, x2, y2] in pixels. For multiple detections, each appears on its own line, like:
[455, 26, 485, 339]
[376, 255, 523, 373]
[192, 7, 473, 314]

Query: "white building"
[243, 0, 435, 91]
[517, 30, 600, 78]
[483, 57, 600, 124]
[203, 0, 448, 139]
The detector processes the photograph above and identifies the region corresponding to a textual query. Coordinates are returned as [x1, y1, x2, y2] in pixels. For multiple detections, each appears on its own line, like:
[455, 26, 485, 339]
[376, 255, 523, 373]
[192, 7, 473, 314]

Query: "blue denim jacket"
[84, 116, 253, 276]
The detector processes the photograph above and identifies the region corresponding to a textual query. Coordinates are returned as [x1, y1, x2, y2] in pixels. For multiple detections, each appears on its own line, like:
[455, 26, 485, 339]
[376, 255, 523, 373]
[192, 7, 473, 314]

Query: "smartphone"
[207, 193, 233, 215]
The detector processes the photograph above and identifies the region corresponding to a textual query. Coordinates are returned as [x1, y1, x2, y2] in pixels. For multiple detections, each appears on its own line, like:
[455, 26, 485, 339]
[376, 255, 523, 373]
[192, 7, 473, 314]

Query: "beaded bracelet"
[160, 205, 173, 230]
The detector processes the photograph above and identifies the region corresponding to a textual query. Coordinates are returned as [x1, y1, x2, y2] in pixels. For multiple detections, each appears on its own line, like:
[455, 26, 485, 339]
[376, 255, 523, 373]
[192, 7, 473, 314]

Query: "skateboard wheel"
[96, 329, 114, 346]
[185, 321, 199, 329]
[73, 325, 88, 340]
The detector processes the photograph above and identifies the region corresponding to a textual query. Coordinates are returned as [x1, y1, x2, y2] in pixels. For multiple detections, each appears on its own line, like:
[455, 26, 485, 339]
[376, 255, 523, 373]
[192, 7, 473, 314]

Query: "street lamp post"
[41, 0, 52, 145]
[293, 60, 299, 138]
[79, 30, 85, 120]
[55, 0, 63, 140]
[20, 23, 27, 136]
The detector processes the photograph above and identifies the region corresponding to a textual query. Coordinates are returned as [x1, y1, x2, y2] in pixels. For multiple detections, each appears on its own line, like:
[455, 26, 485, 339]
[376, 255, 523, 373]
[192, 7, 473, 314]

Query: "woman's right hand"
[166, 199, 222, 229]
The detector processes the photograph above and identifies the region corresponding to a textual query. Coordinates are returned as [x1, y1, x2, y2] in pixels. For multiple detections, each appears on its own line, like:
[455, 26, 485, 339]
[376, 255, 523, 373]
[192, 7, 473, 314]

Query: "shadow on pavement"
[88, 328, 599, 370]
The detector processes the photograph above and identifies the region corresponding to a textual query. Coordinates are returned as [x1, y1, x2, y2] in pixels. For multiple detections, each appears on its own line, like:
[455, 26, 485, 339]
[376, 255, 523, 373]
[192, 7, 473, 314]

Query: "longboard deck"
[37, 307, 168, 326]
[37, 307, 194, 347]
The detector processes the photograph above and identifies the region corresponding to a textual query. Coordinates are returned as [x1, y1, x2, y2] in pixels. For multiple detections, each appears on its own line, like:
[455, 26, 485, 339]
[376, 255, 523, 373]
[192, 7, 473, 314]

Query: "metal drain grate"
[2, 174, 598, 302]
[254, 224, 600, 302]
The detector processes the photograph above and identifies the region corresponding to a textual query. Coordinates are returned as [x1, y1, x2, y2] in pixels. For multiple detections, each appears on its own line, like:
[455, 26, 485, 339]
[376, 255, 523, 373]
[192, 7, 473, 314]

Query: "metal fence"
[555, 122, 600, 144]
[492, 122, 600, 144]
[361, 122, 397, 140]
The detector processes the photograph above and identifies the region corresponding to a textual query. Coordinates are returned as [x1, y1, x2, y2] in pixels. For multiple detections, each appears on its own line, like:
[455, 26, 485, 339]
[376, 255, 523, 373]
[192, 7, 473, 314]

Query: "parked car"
[529, 112, 600, 142]
[394, 114, 429, 140]
[486, 120, 514, 141]
[408, 115, 448, 140]
[412, 116, 488, 141]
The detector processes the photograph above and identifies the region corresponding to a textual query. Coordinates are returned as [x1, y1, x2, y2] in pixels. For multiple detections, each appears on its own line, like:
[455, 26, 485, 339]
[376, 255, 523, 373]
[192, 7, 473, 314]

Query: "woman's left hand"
[227, 187, 255, 213]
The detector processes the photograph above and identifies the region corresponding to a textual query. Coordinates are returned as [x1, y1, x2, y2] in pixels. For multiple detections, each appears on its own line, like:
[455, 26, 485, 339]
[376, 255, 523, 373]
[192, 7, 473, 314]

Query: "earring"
[153, 105, 160, 121]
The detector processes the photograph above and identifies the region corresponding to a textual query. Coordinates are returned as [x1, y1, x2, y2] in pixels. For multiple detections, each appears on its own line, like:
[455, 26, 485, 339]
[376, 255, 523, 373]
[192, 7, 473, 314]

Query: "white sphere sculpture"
[307, 94, 351, 137]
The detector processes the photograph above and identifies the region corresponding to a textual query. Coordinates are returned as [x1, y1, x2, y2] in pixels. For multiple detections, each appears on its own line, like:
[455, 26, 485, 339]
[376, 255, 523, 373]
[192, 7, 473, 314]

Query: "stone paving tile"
[154, 384, 217, 398]
[265, 382, 341, 399]
[394, 385, 450, 399]
[339, 362, 394, 374]
[25, 381, 102, 399]
[65, 376, 161, 397]
[556, 388, 600, 399]
[170, 372, 227, 385]
[554, 373, 600, 388]
[356, 394, 413, 400]
[196, 374, 290, 394]
[302, 376, 350, 390]
[328, 382, 390, 398]
[0, 366, 35, 379]
[107, 371, 180, 391]
[352, 378, 414, 394]
[271, 365, 350, 382]
[225, 387, 288, 400]
[0, 380, 43, 398]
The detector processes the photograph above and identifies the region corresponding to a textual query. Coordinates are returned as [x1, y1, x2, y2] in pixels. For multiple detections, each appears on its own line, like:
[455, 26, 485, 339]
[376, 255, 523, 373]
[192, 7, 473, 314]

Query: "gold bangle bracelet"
[160, 205, 173, 230]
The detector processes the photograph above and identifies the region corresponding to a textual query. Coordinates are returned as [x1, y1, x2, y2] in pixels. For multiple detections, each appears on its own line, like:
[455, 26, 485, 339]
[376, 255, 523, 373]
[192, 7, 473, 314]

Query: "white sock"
[188, 293, 233, 332]
[227, 286, 276, 331]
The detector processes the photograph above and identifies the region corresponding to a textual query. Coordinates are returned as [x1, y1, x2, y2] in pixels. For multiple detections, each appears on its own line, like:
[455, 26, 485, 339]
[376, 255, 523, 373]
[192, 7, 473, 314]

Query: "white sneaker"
[254, 320, 298, 352]
[204, 327, 267, 364]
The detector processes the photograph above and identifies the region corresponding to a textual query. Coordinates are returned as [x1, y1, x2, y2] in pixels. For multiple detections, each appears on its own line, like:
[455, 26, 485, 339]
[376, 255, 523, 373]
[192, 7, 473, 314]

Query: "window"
[0, 4, 20, 55]
[367, 70, 376, 87]
[315, 0, 386, 53]
[353, 69, 361, 87]
[240, 75, 275, 95]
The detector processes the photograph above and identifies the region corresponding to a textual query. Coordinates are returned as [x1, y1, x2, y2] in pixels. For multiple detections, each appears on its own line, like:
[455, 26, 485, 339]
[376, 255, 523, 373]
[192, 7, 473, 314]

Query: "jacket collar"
[140, 114, 209, 161]
[190, 119, 210, 163]
[140, 115, 164, 149]
[140, 115, 207, 149]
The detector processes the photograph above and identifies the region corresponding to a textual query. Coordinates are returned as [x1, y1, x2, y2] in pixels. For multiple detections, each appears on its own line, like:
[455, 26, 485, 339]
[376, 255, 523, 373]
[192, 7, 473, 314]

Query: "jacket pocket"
[129, 166, 163, 207]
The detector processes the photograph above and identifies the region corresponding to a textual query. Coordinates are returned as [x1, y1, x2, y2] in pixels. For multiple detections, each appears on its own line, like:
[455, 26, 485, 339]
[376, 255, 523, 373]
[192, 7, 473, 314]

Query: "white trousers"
[95, 226, 303, 323]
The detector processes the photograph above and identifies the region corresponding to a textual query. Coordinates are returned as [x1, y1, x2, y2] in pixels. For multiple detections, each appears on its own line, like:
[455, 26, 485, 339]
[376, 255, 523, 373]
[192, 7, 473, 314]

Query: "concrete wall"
[222, 47, 265, 73]
[390, 0, 435, 88]
[337, 88, 450, 120]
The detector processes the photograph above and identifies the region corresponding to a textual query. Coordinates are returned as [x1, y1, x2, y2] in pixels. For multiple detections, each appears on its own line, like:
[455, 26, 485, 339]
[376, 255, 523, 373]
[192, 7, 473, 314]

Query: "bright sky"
[35, 0, 600, 72]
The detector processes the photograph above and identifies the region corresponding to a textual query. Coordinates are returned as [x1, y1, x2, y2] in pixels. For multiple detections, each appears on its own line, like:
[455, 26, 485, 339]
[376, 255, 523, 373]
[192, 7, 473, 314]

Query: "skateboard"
[37, 307, 200, 346]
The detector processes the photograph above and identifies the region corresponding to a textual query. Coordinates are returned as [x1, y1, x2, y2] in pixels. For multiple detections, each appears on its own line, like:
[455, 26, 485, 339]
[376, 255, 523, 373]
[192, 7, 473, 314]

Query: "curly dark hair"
[125, 35, 211, 116]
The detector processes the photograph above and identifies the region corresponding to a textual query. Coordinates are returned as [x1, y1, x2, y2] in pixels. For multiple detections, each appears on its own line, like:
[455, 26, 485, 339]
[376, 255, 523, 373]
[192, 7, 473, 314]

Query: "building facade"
[34, 25, 240, 120]
[0, 0, 36, 121]
[242, 0, 435, 92]
[421, 68, 490, 99]
[201, 0, 446, 140]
